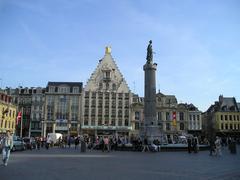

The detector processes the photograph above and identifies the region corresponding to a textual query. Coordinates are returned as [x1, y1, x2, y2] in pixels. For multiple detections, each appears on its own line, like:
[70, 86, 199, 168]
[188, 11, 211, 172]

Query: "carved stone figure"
[146, 40, 153, 64]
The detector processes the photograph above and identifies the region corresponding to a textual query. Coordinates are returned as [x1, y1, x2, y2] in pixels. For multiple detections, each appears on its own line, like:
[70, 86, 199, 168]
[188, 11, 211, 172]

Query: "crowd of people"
[1, 131, 239, 167]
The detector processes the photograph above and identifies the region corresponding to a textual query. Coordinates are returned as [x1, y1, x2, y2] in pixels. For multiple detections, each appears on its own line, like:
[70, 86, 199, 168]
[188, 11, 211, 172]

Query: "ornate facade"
[43, 82, 82, 137]
[82, 47, 132, 137]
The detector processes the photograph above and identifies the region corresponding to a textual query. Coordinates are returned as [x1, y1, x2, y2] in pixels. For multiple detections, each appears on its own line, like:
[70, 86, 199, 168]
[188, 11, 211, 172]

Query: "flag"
[172, 112, 177, 126]
[16, 112, 22, 125]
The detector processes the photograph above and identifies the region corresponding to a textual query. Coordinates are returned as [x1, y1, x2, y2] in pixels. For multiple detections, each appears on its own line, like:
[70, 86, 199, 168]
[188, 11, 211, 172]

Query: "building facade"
[43, 82, 82, 137]
[82, 47, 132, 137]
[130, 94, 144, 136]
[30, 87, 45, 137]
[187, 104, 202, 135]
[131, 91, 202, 143]
[203, 95, 240, 140]
[0, 91, 17, 134]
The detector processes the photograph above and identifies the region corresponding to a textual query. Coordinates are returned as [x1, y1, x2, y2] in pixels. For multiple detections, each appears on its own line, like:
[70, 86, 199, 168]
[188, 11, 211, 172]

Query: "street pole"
[28, 119, 31, 138]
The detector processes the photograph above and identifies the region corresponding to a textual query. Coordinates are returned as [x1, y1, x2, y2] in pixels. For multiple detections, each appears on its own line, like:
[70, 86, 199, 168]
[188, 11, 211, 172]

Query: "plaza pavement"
[1, 146, 240, 180]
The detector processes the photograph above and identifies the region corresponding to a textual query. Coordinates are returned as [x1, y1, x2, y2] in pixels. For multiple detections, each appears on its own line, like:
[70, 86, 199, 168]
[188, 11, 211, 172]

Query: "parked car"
[12, 136, 26, 152]
[23, 137, 36, 150]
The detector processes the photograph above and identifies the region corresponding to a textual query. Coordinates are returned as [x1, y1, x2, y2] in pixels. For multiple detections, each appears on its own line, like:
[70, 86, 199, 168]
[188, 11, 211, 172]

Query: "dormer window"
[103, 70, 111, 81]
[229, 106, 235, 111]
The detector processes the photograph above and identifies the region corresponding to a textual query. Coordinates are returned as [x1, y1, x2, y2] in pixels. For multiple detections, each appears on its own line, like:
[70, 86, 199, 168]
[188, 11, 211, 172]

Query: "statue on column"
[146, 40, 153, 64]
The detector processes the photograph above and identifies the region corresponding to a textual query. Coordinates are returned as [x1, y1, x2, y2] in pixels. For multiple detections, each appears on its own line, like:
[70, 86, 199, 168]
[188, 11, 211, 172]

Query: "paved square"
[1, 146, 240, 180]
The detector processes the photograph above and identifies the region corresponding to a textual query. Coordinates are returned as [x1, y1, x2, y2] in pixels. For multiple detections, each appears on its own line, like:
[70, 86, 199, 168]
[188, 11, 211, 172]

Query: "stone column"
[52, 122, 56, 133]
[143, 62, 159, 141]
[43, 122, 47, 138]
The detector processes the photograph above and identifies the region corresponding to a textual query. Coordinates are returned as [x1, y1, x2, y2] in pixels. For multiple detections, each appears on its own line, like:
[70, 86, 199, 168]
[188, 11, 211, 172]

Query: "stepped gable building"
[43, 82, 82, 137]
[202, 95, 240, 140]
[82, 47, 132, 137]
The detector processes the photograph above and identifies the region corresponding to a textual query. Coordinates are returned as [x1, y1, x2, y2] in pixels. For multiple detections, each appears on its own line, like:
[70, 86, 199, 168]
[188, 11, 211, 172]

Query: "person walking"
[36, 137, 41, 150]
[142, 137, 149, 152]
[103, 136, 110, 152]
[215, 136, 222, 157]
[74, 136, 80, 149]
[1, 130, 13, 166]
[193, 137, 199, 153]
[187, 137, 192, 153]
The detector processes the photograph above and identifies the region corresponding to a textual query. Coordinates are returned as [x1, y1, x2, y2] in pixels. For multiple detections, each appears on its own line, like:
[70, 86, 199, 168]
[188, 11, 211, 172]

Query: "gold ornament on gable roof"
[105, 46, 111, 54]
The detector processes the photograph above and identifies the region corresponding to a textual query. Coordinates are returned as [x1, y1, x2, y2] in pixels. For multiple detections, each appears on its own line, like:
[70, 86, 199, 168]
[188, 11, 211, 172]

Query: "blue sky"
[0, 0, 239, 111]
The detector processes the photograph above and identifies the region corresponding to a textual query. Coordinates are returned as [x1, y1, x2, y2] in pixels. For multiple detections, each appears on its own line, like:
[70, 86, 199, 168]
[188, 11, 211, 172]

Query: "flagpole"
[28, 119, 31, 138]
[20, 107, 23, 138]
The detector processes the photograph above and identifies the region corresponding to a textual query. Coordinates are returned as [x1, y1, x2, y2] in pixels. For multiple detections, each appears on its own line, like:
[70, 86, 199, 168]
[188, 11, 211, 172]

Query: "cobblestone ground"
[1, 146, 240, 180]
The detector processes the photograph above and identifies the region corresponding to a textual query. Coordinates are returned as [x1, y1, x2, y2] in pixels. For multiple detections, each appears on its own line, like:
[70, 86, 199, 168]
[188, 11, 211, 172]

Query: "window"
[221, 115, 223, 121]
[197, 115, 200, 121]
[49, 86, 55, 93]
[118, 120, 122, 126]
[158, 123, 163, 129]
[112, 83, 116, 90]
[166, 112, 170, 121]
[237, 115, 240, 121]
[157, 112, 161, 121]
[179, 112, 184, 121]
[111, 109, 116, 117]
[104, 71, 111, 79]
[118, 101, 122, 107]
[180, 123, 184, 130]
[229, 115, 232, 121]
[118, 110, 122, 117]
[124, 119, 129, 126]
[221, 123, 224, 130]
[59, 87, 69, 93]
[135, 122, 139, 130]
[84, 119, 88, 126]
[225, 115, 228, 121]
[230, 124, 233, 130]
[166, 123, 171, 130]
[189, 115, 192, 120]
[225, 124, 228, 130]
[73, 87, 79, 93]
[91, 120, 95, 126]
[135, 112, 140, 120]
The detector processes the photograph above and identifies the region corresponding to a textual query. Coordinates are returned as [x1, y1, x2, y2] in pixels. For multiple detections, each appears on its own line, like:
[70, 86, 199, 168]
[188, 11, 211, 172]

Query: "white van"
[47, 133, 63, 144]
